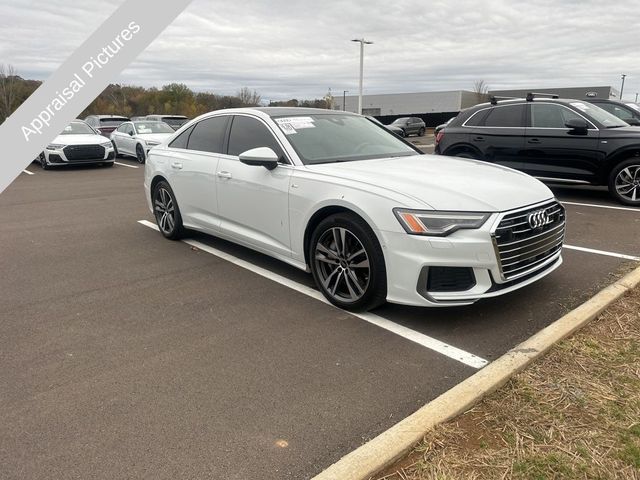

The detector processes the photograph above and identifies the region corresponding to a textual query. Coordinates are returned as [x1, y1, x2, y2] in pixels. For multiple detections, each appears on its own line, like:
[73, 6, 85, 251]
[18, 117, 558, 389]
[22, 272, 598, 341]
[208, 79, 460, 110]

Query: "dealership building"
[336, 86, 620, 126]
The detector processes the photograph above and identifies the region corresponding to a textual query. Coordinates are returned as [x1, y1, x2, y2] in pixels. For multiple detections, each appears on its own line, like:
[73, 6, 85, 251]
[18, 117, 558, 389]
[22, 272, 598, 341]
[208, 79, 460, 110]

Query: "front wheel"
[609, 159, 640, 206]
[112, 141, 119, 158]
[136, 144, 146, 164]
[418, 127, 425, 136]
[454, 151, 479, 160]
[39, 153, 49, 170]
[153, 181, 184, 239]
[309, 213, 387, 312]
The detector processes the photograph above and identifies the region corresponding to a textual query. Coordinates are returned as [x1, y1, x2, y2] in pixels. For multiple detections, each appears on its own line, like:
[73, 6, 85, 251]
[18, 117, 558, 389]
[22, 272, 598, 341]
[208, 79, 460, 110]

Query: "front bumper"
[44, 144, 114, 165]
[379, 205, 564, 307]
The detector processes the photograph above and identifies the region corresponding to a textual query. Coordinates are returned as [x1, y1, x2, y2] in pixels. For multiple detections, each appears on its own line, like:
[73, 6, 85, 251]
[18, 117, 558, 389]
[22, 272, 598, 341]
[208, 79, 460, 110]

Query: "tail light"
[435, 130, 445, 145]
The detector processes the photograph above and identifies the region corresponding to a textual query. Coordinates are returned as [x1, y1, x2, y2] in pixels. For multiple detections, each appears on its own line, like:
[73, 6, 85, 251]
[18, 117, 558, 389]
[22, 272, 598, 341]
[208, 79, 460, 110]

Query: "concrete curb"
[312, 263, 640, 480]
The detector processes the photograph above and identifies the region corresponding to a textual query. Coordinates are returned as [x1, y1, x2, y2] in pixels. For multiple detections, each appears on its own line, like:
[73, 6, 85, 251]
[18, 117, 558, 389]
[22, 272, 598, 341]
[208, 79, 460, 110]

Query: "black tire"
[153, 181, 185, 240]
[112, 141, 119, 158]
[609, 158, 640, 206]
[418, 127, 425, 136]
[136, 144, 146, 164]
[103, 162, 114, 167]
[39, 153, 49, 170]
[309, 213, 386, 312]
[400, 129, 406, 138]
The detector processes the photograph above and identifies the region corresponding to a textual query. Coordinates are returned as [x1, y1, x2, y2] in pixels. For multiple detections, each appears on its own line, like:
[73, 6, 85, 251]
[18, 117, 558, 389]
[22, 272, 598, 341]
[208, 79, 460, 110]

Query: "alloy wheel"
[136, 145, 146, 164]
[154, 187, 175, 235]
[314, 227, 370, 303]
[614, 164, 640, 203]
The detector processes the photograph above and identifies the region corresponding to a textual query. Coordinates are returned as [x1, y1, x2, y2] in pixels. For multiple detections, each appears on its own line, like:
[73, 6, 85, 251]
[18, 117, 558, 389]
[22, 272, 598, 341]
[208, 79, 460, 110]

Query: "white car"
[38, 120, 115, 169]
[110, 121, 175, 164]
[144, 108, 565, 311]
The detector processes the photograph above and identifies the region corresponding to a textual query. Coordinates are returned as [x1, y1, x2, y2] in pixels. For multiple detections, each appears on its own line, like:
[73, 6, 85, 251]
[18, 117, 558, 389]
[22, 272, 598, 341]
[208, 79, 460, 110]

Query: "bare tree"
[473, 80, 489, 103]
[0, 64, 18, 120]
[237, 87, 262, 106]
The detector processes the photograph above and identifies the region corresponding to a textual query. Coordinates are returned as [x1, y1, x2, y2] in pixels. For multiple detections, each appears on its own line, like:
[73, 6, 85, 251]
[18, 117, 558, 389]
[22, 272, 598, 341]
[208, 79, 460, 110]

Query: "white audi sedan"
[38, 120, 115, 169]
[144, 108, 565, 311]
[111, 120, 175, 163]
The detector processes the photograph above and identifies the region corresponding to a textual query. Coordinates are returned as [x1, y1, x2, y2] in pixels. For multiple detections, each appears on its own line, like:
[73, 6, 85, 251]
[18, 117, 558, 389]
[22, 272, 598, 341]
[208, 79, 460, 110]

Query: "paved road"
[1, 158, 638, 479]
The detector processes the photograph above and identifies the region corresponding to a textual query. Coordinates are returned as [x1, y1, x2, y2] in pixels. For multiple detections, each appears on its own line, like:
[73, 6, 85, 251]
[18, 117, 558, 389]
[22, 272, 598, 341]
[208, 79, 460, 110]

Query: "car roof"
[252, 107, 358, 117]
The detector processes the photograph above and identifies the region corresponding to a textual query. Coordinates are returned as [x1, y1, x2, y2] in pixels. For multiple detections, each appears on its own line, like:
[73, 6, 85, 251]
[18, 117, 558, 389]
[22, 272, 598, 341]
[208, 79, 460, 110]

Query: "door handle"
[527, 138, 541, 144]
[217, 171, 232, 179]
[171, 162, 183, 170]
[472, 136, 485, 142]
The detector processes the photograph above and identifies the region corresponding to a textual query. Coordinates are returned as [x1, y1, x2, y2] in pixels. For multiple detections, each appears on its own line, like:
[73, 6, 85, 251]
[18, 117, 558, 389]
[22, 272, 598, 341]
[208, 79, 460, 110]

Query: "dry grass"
[375, 286, 640, 480]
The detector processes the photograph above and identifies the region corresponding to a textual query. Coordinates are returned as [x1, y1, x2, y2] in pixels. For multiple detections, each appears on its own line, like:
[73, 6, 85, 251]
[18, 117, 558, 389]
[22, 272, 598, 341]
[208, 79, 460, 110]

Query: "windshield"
[273, 114, 418, 165]
[134, 121, 175, 134]
[570, 102, 629, 128]
[99, 117, 129, 127]
[60, 122, 95, 135]
[626, 103, 640, 113]
[161, 116, 188, 127]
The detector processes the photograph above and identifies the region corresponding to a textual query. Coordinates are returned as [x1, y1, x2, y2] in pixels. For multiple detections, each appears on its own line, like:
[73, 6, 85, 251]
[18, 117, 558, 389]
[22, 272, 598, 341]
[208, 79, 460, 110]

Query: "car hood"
[136, 133, 174, 143]
[53, 134, 109, 145]
[306, 154, 553, 211]
[600, 126, 640, 138]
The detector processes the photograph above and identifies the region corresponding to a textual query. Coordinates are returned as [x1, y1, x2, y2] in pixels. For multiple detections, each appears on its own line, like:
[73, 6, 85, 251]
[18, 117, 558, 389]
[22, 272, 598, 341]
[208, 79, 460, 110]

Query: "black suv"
[388, 117, 426, 137]
[435, 94, 640, 206]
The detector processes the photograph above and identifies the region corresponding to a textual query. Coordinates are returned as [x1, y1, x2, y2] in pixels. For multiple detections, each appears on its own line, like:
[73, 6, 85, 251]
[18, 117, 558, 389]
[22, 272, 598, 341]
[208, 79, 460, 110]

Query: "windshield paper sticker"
[570, 102, 589, 112]
[276, 117, 315, 133]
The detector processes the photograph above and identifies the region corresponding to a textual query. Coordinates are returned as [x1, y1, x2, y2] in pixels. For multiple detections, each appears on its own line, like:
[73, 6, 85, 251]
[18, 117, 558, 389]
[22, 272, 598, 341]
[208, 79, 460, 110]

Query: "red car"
[84, 115, 130, 137]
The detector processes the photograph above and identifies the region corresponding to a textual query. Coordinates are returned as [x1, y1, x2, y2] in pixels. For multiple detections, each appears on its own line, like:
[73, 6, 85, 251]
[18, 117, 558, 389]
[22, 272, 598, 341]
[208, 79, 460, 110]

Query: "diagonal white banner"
[0, 0, 194, 194]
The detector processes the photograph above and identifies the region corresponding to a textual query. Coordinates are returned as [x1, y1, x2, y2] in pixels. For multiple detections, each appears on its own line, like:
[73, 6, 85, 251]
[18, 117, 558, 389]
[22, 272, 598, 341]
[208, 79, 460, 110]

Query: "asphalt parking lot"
[2, 154, 639, 479]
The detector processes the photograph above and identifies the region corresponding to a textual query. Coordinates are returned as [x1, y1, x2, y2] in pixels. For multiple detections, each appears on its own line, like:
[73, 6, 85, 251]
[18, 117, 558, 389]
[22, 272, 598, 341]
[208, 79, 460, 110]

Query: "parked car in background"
[145, 115, 189, 130]
[110, 120, 175, 163]
[144, 107, 565, 311]
[84, 115, 130, 137]
[37, 120, 115, 169]
[130, 116, 148, 121]
[584, 98, 640, 126]
[387, 117, 426, 137]
[435, 94, 640, 206]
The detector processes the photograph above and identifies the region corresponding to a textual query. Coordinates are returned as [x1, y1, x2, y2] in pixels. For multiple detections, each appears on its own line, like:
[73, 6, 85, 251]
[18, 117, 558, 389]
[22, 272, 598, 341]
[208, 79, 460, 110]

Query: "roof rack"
[526, 92, 559, 102]
[489, 95, 518, 105]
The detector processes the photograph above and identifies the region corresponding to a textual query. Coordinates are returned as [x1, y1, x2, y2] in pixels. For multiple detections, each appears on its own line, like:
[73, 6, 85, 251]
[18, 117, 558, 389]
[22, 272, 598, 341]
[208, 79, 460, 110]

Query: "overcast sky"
[1, 0, 639, 102]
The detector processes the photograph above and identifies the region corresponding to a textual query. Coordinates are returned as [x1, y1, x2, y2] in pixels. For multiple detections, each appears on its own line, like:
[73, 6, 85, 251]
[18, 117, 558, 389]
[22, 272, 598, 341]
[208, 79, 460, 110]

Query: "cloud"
[1, 0, 638, 101]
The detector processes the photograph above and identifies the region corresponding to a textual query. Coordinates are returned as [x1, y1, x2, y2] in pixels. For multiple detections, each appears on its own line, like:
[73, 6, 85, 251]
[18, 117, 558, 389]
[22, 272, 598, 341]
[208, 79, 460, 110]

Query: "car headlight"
[393, 209, 490, 236]
[100, 141, 113, 148]
[146, 141, 160, 147]
[46, 143, 65, 150]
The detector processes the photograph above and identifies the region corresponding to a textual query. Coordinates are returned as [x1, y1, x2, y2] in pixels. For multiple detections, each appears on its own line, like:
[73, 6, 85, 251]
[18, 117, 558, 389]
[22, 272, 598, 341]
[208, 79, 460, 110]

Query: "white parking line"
[138, 219, 489, 369]
[564, 244, 640, 261]
[22, 169, 34, 175]
[114, 161, 139, 169]
[562, 201, 640, 213]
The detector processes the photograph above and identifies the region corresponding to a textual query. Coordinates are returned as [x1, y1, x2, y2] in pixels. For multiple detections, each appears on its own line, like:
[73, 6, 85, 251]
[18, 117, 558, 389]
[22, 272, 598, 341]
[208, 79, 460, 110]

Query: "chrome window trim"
[462, 103, 527, 128]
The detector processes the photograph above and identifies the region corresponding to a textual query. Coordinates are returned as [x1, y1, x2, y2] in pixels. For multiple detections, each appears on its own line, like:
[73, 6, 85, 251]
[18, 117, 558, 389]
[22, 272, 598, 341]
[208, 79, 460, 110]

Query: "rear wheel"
[418, 127, 425, 136]
[309, 213, 386, 311]
[153, 181, 184, 239]
[609, 159, 640, 206]
[136, 144, 146, 164]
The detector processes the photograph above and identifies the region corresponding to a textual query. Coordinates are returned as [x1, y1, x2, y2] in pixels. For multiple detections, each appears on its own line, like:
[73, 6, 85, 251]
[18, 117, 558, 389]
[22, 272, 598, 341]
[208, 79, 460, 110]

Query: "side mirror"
[626, 118, 640, 126]
[239, 147, 279, 170]
[565, 118, 589, 134]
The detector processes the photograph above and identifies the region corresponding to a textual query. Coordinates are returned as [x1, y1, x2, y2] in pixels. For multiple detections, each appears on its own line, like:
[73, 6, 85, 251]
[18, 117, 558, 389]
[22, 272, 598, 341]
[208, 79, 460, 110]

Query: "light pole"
[342, 90, 348, 111]
[636, 93, 638, 103]
[620, 74, 627, 100]
[351, 38, 373, 115]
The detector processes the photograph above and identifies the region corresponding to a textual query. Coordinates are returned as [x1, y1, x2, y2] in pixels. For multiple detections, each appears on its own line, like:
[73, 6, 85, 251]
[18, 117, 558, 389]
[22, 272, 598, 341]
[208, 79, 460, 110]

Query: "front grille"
[492, 200, 565, 281]
[63, 144, 105, 161]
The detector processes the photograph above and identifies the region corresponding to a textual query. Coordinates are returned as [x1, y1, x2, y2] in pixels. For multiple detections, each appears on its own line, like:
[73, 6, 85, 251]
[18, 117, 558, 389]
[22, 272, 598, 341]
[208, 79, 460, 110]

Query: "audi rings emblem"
[528, 209, 552, 229]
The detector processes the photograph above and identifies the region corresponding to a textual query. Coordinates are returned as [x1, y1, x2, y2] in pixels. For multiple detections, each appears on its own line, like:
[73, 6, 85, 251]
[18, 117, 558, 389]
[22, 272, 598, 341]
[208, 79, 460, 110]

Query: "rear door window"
[482, 105, 525, 127]
[186, 116, 230, 153]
